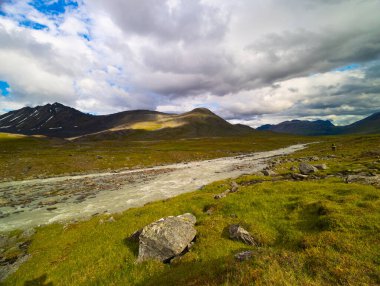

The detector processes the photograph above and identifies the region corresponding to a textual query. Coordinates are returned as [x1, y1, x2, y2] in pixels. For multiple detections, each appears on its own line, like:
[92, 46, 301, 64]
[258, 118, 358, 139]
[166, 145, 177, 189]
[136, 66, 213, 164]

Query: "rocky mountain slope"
[0, 103, 254, 138]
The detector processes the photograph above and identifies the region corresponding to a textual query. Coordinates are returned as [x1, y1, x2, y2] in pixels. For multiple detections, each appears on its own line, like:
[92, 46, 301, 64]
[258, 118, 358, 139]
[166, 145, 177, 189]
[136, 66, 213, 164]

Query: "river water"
[0, 144, 307, 231]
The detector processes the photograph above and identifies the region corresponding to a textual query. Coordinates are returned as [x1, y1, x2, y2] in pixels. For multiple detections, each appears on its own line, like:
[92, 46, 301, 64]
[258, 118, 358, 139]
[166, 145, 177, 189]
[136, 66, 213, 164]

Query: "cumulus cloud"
[0, 0, 380, 126]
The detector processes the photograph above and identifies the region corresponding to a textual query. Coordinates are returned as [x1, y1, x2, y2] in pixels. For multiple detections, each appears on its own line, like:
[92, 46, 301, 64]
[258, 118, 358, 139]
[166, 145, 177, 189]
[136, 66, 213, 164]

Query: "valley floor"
[1, 134, 379, 285]
[0, 144, 306, 232]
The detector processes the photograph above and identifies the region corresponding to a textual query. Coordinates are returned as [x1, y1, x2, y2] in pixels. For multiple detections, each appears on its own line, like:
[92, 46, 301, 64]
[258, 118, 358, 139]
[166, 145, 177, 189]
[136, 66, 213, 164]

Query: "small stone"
[229, 224, 257, 246]
[262, 170, 276, 176]
[290, 166, 297, 171]
[214, 190, 230, 199]
[203, 205, 216, 215]
[314, 164, 328, 170]
[234, 250, 254, 262]
[230, 182, 239, 193]
[291, 173, 309, 180]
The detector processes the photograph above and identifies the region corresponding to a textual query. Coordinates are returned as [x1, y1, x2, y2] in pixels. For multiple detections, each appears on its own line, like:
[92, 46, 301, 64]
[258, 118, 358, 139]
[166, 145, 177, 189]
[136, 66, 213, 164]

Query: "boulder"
[229, 224, 257, 246]
[345, 175, 380, 186]
[299, 162, 318, 175]
[137, 213, 197, 262]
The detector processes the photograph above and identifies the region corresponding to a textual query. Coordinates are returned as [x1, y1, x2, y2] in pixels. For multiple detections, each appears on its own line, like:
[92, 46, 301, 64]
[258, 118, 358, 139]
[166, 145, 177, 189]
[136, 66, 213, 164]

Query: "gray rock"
[230, 181, 239, 193]
[235, 250, 254, 261]
[345, 175, 380, 186]
[229, 224, 257, 246]
[310, 156, 320, 161]
[299, 162, 318, 175]
[291, 173, 308, 180]
[290, 166, 297, 171]
[262, 170, 276, 176]
[214, 190, 230, 199]
[138, 213, 197, 262]
[314, 164, 328, 170]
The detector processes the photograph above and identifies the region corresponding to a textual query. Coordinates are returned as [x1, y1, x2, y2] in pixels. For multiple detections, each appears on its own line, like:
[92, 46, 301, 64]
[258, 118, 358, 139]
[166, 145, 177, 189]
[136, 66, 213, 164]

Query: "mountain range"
[257, 112, 380, 135]
[0, 103, 379, 138]
[0, 103, 254, 139]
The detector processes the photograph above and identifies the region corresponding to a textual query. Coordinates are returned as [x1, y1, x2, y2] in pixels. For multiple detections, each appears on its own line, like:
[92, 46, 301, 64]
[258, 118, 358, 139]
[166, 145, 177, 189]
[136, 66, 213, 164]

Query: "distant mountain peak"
[257, 113, 379, 135]
[187, 107, 216, 116]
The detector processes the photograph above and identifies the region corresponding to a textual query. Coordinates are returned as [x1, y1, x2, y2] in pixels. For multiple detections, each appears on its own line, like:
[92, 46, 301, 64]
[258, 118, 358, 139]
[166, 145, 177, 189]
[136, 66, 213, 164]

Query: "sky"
[0, 0, 380, 127]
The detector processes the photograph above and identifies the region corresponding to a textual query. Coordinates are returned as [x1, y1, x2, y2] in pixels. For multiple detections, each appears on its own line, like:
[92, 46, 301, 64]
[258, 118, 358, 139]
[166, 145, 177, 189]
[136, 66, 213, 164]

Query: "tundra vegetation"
[1, 133, 380, 285]
[0, 132, 306, 182]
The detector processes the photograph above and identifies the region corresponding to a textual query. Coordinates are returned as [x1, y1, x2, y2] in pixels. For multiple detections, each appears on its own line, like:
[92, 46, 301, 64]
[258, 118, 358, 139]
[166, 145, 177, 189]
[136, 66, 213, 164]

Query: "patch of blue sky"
[334, 63, 360, 72]
[80, 33, 91, 41]
[0, 0, 10, 16]
[0, 81, 11, 97]
[19, 19, 48, 30]
[29, 0, 78, 16]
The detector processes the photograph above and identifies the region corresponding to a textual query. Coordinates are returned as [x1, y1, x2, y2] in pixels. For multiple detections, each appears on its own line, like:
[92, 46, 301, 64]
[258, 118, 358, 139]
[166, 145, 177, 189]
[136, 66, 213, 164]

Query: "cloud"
[0, 0, 379, 126]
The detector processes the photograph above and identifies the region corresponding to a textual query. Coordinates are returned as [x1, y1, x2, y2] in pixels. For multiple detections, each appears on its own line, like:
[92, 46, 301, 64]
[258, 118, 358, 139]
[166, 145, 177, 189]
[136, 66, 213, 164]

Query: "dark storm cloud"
[90, 0, 228, 43]
[1, 0, 380, 125]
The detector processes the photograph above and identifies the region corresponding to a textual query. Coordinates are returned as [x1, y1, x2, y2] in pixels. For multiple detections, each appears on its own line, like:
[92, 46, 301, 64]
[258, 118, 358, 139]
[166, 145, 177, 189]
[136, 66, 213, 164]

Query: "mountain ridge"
[257, 112, 380, 135]
[0, 103, 255, 139]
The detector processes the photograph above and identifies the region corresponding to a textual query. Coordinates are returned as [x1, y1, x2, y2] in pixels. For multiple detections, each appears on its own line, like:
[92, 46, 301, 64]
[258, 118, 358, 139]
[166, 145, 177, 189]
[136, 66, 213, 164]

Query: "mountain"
[257, 119, 336, 135]
[257, 112, 380, 135]
[342, 112, 380, 134]
[0, 103, 254, 139]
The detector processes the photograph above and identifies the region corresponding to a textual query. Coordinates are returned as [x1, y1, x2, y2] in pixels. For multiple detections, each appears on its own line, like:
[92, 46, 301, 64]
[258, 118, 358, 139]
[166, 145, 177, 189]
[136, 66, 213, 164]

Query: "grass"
[2, 134, 380, 285]
[3, 178, 379, 285]
[129, 121, 183, 131]
[0, 132, 309, 181]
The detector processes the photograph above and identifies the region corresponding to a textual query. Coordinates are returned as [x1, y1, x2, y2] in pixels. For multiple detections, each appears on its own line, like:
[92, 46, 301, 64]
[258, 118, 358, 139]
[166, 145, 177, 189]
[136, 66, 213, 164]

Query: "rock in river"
[137, 213, 197, 262]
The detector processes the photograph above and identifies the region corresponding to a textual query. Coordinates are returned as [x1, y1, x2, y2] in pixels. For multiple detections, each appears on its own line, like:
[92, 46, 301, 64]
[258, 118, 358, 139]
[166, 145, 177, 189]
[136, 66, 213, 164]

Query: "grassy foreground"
[2, 134, 380, 285]
[0, 132, 307, 182]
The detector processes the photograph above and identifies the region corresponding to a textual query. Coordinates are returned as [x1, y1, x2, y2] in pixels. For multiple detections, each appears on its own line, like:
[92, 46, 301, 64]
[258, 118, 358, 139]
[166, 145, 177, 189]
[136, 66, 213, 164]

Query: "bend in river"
[0, 144, 307, 231]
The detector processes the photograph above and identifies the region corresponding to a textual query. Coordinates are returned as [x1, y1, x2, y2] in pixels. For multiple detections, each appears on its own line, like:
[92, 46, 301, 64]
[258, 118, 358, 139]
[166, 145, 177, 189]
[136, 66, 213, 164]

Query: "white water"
[0, 144, 307, 232]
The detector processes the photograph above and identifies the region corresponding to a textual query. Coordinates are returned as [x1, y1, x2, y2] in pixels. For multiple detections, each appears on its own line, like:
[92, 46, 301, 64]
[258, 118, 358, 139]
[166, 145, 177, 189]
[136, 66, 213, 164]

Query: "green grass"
[3, 178, 379, 285]
[0, 132, 309, 181]
[3, 134, 380, 285]
[274, 134, 380, 177]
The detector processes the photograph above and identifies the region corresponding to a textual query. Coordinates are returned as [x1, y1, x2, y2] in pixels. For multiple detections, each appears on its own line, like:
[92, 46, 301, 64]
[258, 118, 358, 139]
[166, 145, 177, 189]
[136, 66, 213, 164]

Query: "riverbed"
[0, 144, 307, 231]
